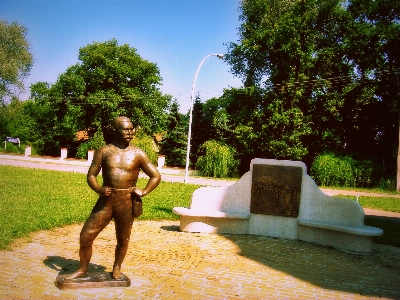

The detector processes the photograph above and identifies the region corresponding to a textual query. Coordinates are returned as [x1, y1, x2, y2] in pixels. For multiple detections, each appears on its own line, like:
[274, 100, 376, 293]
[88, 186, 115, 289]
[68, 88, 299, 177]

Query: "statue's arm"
[133, 151, 161, 197]
[87, 146, 112, 196]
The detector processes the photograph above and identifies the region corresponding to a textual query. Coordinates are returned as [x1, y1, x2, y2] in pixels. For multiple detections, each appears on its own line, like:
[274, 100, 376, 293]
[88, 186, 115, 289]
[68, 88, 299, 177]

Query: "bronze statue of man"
[65, 116, 161, 281]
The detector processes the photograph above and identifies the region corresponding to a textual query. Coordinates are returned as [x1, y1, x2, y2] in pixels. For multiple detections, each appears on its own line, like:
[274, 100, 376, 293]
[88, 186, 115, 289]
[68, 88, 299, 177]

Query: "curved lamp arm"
[184, 54, 224, 183]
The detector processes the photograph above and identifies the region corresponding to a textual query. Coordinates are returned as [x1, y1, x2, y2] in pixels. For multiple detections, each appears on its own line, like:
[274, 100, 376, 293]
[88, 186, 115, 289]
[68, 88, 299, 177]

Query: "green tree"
[49, 39, 171, 145]
[224, 0, 348, 164]
[226, 0, 352, 87]
[0, 102, 8, 140]
[0, 20, 33, 103]
[159, 99, 188, 167]
[0, 98, 24, 141]
[0, 96, 48, 154]
[224, 0, 399, 169]
[202, 87, 311, 173]
[190, 95, 212, 166]
[344, 0, 400, 162]
[26, 82, 61, 155]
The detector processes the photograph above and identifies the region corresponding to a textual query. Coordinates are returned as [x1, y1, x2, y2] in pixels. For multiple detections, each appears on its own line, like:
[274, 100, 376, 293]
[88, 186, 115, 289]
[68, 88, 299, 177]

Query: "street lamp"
[184, 54, 224, 183]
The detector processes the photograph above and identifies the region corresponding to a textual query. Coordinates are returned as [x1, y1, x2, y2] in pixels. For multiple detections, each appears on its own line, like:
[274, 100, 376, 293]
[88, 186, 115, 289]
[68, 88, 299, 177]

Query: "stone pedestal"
[55, 272, 130, 290]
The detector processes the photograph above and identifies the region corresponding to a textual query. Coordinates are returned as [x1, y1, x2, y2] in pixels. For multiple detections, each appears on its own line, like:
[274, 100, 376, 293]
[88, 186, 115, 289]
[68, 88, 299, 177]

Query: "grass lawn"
[320, 185, 400, 195]
[336, 195, 400, 213]
[1, 165, 399, 250]
[0, 165, 199, 250]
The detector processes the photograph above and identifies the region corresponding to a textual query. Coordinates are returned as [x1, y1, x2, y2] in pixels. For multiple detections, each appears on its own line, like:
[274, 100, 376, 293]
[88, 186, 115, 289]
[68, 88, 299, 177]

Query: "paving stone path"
[1, 220, 399, 299]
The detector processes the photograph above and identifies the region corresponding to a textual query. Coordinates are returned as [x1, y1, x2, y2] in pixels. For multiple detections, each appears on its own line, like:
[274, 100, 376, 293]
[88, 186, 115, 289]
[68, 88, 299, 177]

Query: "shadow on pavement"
[219, 233, 400, 299]
[366, 214, 400, 224]
[160, 225, 180, 232]
[43, 256, 106, 275]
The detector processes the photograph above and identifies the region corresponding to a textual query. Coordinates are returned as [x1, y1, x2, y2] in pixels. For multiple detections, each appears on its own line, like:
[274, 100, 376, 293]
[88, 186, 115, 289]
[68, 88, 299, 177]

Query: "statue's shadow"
[160, 225, 180, 232]
[43, 256, 106, 275]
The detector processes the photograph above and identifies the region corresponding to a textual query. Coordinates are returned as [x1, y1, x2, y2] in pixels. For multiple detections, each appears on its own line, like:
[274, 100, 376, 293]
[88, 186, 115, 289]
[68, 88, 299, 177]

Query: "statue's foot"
[112, 268, 123, 280]
[64, 270, 88, 281]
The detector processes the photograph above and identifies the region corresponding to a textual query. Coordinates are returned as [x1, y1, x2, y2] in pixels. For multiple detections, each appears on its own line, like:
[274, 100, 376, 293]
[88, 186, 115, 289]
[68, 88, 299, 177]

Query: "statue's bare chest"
[103, 145, 139, 170]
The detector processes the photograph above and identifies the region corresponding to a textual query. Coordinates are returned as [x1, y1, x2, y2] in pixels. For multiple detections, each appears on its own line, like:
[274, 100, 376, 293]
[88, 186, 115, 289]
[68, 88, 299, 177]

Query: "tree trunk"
[397, 74, 400, 191]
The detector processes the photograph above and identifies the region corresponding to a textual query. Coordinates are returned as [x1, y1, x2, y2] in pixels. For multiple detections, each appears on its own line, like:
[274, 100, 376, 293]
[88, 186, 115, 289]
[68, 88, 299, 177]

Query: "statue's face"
[115, 121, 134, 143]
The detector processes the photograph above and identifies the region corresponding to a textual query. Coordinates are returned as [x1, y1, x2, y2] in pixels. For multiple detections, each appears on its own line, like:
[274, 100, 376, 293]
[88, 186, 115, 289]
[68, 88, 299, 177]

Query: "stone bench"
[173, 158, 383, 254]
[297, 219, 384, 236]
[172, 171, 252, 234]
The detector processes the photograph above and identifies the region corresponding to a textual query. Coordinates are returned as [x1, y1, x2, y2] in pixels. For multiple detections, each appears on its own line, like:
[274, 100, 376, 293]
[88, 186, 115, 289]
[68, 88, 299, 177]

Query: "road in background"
[2, 154, 400, 222]
[0, 155, 235, 187]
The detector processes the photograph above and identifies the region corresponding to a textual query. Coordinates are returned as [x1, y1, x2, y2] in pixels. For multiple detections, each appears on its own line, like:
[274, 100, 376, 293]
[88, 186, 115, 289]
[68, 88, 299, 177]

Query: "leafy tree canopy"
[223, 0, 399, 169]
[0, 20, 33, 103]
[30, 39, 171, 151]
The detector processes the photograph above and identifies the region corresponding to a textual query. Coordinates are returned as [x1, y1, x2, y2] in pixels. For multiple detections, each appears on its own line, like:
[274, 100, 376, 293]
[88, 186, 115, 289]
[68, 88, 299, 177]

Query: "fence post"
[25, 145, 31, 157]
[60, 148, 68, 160]
[158, 155, 165, 171]
[87, 150, 94, 165]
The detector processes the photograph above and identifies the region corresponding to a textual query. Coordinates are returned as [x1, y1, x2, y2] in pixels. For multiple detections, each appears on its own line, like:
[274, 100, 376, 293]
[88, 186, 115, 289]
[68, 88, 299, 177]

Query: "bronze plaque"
[250, 164, 302, 217]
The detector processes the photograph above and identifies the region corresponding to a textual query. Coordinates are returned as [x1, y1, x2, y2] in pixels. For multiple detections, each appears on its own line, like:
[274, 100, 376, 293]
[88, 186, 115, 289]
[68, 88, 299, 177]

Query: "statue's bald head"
[113, 117, 133, 130]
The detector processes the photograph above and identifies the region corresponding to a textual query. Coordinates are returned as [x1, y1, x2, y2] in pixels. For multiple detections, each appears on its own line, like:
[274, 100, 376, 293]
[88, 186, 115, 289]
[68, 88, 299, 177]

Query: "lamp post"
[184, 54, 224, 183]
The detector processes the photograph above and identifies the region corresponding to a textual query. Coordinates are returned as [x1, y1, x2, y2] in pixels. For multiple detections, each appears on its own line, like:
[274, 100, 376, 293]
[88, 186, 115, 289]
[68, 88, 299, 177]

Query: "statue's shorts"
[79, 188, 134, 246]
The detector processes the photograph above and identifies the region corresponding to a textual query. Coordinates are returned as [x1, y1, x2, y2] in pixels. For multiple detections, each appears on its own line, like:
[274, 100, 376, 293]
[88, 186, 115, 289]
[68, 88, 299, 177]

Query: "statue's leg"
[112, 193, 133, 280]
[65, 197, 112, 280]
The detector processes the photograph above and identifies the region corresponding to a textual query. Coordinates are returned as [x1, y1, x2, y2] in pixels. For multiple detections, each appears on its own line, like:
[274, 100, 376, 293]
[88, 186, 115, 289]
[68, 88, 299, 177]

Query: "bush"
[131, 130, 158, 165]
[196, 140, 239, 178]
[1, 142, 25, 154]
[310, 151, 380, 188]
[76, 129, 106, 159]
[30, 139, 44, 155]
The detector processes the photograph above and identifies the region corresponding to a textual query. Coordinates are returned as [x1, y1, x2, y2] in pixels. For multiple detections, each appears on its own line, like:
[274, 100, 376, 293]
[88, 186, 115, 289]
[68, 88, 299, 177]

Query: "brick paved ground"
[0, 221, 399, 300]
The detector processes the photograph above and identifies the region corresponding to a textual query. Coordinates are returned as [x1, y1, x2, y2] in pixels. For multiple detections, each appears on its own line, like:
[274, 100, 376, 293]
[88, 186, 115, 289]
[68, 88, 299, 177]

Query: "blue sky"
[2, 0, 243, 113]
